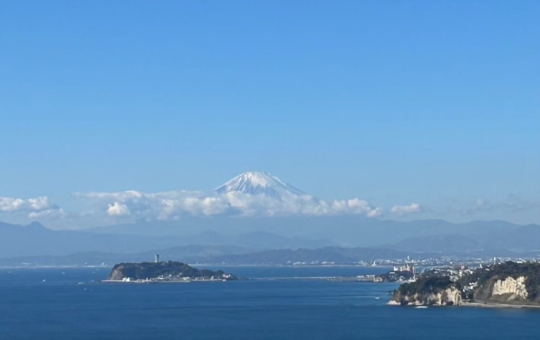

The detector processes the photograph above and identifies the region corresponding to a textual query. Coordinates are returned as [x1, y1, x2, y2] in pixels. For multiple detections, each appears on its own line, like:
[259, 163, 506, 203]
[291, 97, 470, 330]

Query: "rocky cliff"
[391, 277, 463, 306]
[391, 287, 463, 306]
[391, 262, 540, 307]
[493, 276, 528, 298]
[473, 275, 529, 303]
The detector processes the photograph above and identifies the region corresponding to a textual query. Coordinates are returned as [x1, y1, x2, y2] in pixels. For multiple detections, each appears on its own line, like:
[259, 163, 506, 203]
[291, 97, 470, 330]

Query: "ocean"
[1, 266, 540, 340]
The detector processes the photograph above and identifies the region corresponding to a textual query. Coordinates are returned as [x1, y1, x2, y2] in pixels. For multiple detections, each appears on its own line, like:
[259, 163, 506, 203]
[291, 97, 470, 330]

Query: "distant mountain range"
[388, 224, 540, 253]
[90, 216, 534, 249]
[0, 221, 332, 258]
[2, 217, 540, 264]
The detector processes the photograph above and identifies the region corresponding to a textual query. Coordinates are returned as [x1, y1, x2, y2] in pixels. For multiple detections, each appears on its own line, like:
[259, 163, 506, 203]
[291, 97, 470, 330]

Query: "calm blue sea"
[1, 266, 540, 340]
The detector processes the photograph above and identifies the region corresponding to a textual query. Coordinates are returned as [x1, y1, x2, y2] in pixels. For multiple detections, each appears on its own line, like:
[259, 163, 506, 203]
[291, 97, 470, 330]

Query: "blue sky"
[1, 1, 539, 226]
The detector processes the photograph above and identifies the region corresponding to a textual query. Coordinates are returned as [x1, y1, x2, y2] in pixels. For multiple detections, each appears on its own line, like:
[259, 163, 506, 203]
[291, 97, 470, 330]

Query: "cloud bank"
[3, 191, 537, 228]
[76, 190, 384, 221]
[0, 196, 64, 219]
[455, 195, 539, 215]
[391, 203, 423, 217]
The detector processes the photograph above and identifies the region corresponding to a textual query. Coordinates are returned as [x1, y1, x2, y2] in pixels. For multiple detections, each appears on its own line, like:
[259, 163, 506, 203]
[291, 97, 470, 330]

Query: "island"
[105, 261, 238, 283]
[390, 261, 540, 307]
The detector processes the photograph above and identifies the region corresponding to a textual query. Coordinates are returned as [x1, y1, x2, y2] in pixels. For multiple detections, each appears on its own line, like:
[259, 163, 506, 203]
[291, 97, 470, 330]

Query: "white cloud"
[330, 198, 383, 217]
[107, 202, 131, 216]
[0, 196, 61, 219]
[28, 197, 55, 210]
[391, 203, 422, 217]
[0, 197, 26, 212]
[76, 190, 384, 220]
[28, 208, 66, 220]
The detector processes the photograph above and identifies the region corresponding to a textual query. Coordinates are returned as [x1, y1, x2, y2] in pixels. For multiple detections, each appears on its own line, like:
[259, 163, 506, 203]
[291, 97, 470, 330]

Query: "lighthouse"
[155, 254, 160, 263]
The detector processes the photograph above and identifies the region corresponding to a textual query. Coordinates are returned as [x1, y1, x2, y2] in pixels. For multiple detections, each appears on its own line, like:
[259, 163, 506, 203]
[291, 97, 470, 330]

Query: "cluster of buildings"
[285, 255, 540, 269]
[425, 265, 476, 282]
[392, 264, 413, 272]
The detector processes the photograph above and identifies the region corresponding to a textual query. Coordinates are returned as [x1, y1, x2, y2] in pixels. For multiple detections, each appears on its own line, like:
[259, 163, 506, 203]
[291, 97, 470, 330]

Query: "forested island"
[106, 261, 238, 283]
[390, 261, 540, 307]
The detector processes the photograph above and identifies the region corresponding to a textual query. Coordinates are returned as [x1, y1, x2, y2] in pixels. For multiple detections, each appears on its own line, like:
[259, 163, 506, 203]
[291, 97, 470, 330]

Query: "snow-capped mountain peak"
[214, 172, 306, 198]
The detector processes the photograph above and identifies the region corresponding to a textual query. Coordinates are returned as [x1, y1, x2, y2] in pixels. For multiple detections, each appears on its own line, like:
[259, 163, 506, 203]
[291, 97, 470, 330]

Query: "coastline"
[102, 279, 192, 284]
[387, 300, 540, 309]
[0, 264, 394, 270]
[462, 301, 540, 309]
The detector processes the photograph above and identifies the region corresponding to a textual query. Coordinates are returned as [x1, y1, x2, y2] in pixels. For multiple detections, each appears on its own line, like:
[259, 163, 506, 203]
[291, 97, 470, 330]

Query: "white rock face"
[492, 276, 528, 300]
[402, 287, 462, 306]
[443, 287, 463, 305]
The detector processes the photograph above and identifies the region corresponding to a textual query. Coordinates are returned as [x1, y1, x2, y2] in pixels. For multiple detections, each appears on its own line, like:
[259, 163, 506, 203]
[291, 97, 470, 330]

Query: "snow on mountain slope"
[215, 172, 306, 198]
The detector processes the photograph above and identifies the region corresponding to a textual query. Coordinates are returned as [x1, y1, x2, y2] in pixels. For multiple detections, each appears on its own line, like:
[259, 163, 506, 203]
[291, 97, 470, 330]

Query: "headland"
[390, 261, 540, 308]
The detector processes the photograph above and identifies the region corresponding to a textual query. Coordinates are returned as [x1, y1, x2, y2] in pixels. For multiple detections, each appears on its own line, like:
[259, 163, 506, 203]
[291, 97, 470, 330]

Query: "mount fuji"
[214, 171, 308, 199]
[74, 171, 383, 222]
